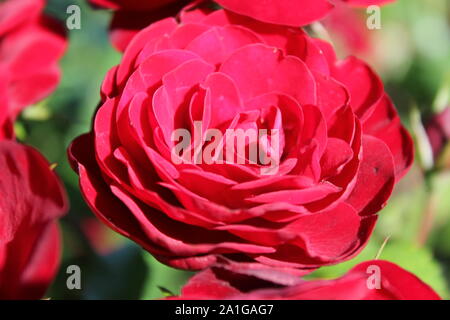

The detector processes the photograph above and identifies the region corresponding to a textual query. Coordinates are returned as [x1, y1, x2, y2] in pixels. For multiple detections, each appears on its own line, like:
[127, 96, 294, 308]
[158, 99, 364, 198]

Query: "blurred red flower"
[0, 0, 67, 121]
[323, 3, 372, 56]
[0, 1, 68, 298]
[81, 217, 124, 255]
[173, 260, 440, 300]
[425, 107, 450, 161]
[0, 139, 68, 299]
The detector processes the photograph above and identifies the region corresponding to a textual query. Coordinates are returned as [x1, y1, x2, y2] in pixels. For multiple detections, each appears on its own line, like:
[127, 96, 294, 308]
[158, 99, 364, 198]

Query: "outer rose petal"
[68, 134, 160, 253]
[332, 56, 384, 120]
[363, 95, 414, 180]
[215, 0, 333, 27]
[345, 135, 395, 216]
[177, 268, 242, 299]
[0, 141, 68, 299]
[174, 260, 440, 300]
[349, 261, 441, 300]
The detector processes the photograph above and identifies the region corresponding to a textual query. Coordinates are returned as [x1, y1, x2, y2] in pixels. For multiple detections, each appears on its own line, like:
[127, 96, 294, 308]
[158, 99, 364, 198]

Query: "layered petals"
[69, 8, 413, 273]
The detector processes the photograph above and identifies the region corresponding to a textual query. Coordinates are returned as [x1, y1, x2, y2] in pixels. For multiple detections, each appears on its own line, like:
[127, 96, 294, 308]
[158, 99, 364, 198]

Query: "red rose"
[0, 139, 68, 299]
[173, 260, 440, 300]
[0, 0, 67, 120]
[69, 8, 413, 273]
[91, 0, 396, 51]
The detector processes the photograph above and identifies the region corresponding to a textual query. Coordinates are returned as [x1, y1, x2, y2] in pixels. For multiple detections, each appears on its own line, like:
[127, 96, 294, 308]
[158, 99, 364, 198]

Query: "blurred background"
[18, 0, 450, 299]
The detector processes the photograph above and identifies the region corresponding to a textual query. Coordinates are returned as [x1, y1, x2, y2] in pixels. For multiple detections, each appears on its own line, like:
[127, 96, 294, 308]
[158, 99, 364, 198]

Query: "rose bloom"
[0, 0, 67, 121]
[172, 260, 440, 300]
[0, 127, 68, 299]
[89, 0, 394, 51]
[69, 7, 413, 273]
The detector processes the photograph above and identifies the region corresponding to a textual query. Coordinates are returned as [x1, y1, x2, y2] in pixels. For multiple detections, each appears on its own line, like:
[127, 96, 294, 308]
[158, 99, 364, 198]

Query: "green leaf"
[158, 286, 175, 298]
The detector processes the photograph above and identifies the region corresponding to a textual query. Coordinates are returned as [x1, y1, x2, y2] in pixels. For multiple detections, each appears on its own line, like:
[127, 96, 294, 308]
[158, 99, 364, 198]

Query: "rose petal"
[215, 0, 333, 27]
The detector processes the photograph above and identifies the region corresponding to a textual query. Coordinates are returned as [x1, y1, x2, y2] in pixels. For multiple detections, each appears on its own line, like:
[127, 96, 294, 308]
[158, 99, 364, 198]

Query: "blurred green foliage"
[17, 0, 450, 299]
